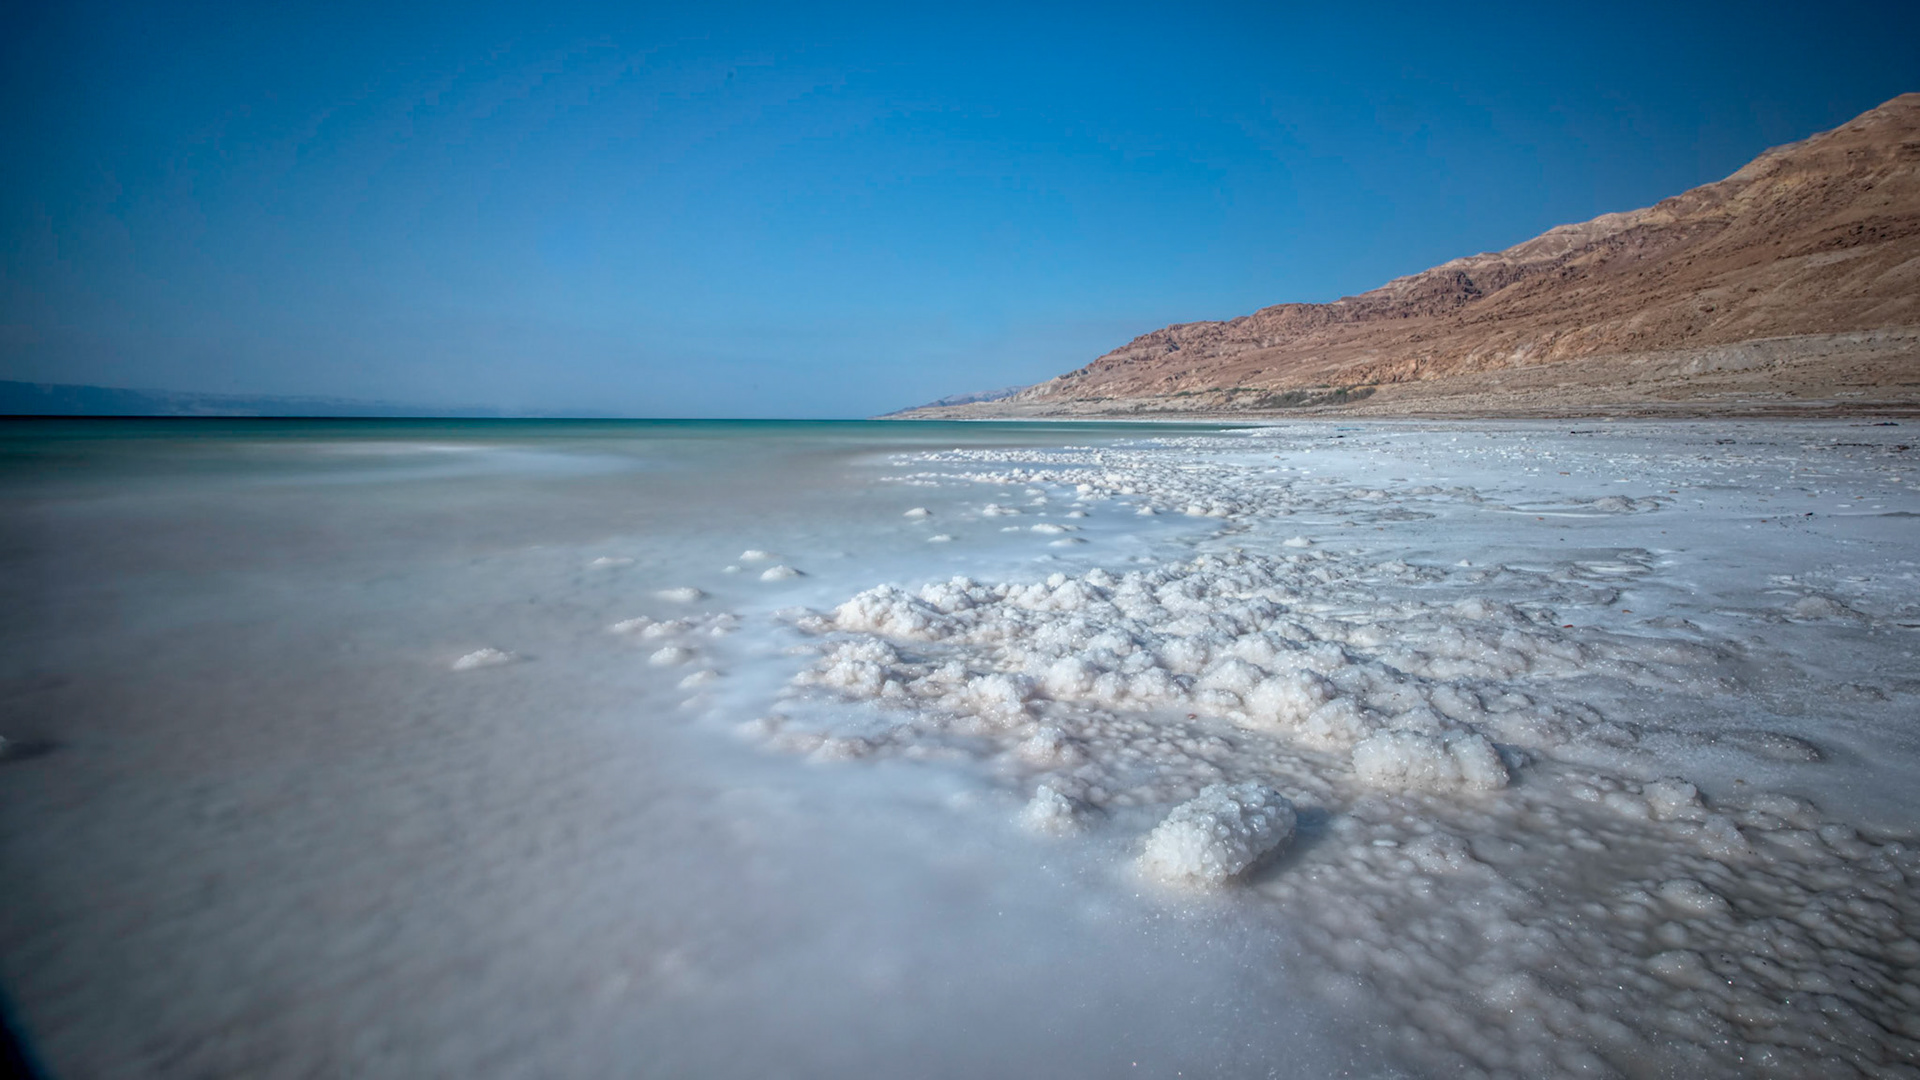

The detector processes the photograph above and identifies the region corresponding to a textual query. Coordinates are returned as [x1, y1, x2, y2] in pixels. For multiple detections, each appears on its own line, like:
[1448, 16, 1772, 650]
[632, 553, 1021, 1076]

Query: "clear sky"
[4, 1, 1917, 417]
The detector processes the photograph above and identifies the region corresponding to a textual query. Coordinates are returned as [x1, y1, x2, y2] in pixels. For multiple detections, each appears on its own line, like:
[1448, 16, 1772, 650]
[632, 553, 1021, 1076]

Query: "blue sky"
[4, 1, 1917, 417]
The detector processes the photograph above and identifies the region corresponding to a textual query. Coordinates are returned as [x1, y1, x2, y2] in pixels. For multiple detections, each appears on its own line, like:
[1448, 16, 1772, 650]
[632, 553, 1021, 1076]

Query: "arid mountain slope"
[905, 94, 1920, 418]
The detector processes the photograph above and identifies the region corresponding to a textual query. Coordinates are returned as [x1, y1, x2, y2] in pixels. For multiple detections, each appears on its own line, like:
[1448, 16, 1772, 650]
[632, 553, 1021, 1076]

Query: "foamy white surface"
[3, 418, 1918, 1078]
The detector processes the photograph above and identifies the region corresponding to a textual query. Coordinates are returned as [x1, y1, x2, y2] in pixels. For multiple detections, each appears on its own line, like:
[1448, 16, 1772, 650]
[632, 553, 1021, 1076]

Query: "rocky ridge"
[899, 94, 1920, 418]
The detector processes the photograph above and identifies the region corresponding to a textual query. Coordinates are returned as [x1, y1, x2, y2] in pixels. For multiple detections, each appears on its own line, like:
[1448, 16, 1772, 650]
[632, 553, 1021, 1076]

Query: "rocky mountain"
[903, 93, 1920, 418]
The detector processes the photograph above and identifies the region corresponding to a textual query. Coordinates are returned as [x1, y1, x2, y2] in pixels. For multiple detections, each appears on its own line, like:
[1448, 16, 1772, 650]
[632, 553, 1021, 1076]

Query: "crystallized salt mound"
[451, 648, 514, 671]
[1138, 783, 1297, 886]
[1019, 784, 1091, 835]
[1589, 495, 1661, 513]
[649, 646, 695, 666]
[903, 507, 931, 518]
[739, 550, 775, 561]
[657, 587, 705, 603]
[1788, 594, 1863, 620]
[1351, 730, 1508, 791]
[760, 565, 803, 581]
[1282, 536, 1312, 548]
[928, 534, 953, 543]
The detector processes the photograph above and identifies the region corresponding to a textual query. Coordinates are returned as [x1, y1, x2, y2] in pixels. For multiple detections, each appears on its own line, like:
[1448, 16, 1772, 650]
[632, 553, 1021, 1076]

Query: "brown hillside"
[910, 94, 1920, 418]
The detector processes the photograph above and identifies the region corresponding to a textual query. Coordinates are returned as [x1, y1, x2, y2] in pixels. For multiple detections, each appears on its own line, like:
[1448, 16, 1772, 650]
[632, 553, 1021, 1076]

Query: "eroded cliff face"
[977, 94, 1920, 416]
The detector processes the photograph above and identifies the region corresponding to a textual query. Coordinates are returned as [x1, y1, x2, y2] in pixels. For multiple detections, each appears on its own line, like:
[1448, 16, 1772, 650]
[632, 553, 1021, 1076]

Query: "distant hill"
[0, 381, 576, 418]
[880, 384, 1028, 416]
[901, 93, 1920, 418]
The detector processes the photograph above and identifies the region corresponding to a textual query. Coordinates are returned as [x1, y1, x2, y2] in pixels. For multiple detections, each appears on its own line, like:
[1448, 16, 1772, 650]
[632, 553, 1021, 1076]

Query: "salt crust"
[739, 432, 1920, 1078]
[1138, 783, 1296, 885]
[450, 648, 513, 671]
[1019, 784, 1091, 835]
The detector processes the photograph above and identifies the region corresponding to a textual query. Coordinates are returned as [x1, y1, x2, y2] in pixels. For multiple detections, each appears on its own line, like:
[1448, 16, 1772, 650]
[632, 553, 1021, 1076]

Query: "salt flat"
[1, 418, 1915, 1077]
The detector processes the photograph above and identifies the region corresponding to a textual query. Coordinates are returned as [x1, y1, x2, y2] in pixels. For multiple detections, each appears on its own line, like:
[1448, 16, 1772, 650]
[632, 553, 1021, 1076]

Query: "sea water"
[2, 418, 1916, 1077]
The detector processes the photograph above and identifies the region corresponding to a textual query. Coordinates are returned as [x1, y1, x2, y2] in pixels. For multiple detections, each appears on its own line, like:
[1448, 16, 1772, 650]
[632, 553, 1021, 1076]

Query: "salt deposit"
[1137, 783, 1297, 885]
[8, 417, 1919, 1080]
[748, 418, 1920, 1077]
[451, 647, 514, 671]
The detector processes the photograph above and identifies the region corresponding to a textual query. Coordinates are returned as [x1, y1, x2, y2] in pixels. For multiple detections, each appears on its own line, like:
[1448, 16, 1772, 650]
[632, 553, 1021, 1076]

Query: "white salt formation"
[14, 417, 1920, 1080]
[1350, 730, 1507, 791]
[751, 421, 1920, 1077]
[760, 565, 802, 581]
[1019, 784, 1091, 835]
[1138, 783, 1296, 885]
[656, 586, 705, 602]
[450, 647, 513, 671]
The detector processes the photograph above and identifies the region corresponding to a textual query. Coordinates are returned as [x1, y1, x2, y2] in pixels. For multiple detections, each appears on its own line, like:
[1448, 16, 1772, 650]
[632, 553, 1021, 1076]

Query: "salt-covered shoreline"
[732, 421, 1920, 1076]
[3, 418, 1916, 1078]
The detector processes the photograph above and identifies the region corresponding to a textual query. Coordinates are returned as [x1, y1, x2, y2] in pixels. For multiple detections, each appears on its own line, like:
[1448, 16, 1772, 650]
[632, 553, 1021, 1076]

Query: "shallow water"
[2, 417, 1917, 1077]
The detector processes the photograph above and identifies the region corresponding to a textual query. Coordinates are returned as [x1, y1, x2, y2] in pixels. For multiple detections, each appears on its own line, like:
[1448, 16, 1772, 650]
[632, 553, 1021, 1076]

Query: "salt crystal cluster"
[1137, 783, 1297, 885]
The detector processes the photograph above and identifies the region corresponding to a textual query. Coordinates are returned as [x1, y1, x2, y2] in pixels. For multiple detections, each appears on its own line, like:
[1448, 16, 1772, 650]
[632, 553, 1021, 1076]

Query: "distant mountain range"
[883, 384, 1028, 415]
[898, 93, 1920, 418]
[0, 381, 596, 418]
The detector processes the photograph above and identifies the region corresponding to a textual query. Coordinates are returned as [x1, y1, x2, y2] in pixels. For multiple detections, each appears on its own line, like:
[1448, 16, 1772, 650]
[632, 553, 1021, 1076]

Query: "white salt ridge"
[759, 425, 1920, 1076]
[1138, 783, 1296, 886]
[928, 534, 953, 543]
[1350, 730, 1507, 792]
[657, 587, 705, 603]
[1789, 594, 1864, 620]
[450, 648, 514, 671]
[760, 565, 802, 581]
[649, 646, 695, 666]
[588, 556, 633, 568]
[1019, 784, 1092, 836]
[739, 549, 775, 561]
[903, 507, 931, 518]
